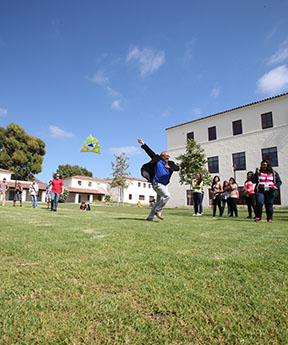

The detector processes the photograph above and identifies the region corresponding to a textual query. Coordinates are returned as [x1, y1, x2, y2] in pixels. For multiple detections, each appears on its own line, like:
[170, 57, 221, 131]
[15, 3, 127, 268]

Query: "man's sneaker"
[146, 218, 153, 221]
[197, 213, 202, 216]
[193, 214, 197, 216]
[268, 219, 273, 223]
[254, 218, 262, 223]
[156, 213, 163, 220]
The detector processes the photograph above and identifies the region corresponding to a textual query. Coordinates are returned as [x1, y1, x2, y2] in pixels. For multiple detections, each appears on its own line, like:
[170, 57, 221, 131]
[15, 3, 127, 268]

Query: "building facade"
[62, 175, 157, 205]
[107, 176, 156, 205]
[166, 93, 288, 207]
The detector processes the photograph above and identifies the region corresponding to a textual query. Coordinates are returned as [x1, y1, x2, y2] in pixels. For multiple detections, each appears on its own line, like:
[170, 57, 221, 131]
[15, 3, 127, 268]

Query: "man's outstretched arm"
[137, 138, 156, 159]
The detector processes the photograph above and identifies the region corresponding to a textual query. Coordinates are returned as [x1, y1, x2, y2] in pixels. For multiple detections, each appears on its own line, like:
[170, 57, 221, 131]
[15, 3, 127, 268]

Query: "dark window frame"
[232, 152, 246, 171]
[261, 112, 273, 129]
[208, 156, 219, 173]
[187, 132, 194, 141]
[232, 119, 243, 136]
[208, 126, 217, 141]
[262, 147, 278, 167]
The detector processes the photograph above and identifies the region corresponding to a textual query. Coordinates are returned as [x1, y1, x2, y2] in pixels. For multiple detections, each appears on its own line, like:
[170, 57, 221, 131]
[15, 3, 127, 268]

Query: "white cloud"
[86, 70, 109, 85]
[109, 146, 141, 156]
[268, 40, 288, 65]
[105, 86, 120, 98]
[49, 125, 75, 138]
[192, 108, 202, 116]
[0, 108, 8, 117]
[126, 46, 165, 77]
[257, 65, 288, 96]
[111, 100, 121, 110]
[210, 87, 220, 98]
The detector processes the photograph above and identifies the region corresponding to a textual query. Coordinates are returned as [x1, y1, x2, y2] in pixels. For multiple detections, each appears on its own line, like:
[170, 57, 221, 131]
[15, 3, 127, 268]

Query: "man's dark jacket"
[140, 143, 179, 183]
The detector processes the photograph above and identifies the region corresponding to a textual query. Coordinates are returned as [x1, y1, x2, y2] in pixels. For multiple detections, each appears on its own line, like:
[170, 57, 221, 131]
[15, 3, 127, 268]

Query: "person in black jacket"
[137, 138, 179, 221]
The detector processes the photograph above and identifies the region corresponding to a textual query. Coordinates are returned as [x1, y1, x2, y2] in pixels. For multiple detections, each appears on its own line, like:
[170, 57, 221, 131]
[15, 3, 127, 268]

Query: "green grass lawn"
[0, 203, 287, 345]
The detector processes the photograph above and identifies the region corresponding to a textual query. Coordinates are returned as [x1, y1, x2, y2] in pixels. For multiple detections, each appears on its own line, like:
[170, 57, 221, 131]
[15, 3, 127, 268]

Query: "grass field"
[0, 202, 287, 345]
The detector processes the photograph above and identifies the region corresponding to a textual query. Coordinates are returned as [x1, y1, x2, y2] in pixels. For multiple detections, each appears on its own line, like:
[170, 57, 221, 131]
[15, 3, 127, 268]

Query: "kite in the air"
[80, 134, 101, 154]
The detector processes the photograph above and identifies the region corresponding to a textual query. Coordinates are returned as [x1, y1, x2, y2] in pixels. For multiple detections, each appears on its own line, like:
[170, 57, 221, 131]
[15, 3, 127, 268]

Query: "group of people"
[0, 174, 64, 212]
[136, 139, 282, 223]
[1, 139, 283, 223]
[192, 160, 282, 222]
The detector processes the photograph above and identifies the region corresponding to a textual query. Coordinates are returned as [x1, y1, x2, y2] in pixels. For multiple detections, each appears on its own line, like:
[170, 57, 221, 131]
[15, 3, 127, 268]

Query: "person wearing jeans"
[29, 179, 39, 208]
[253, 160, 282, 223]
[137, 138, 179, 221]
[49, 173, 64, 212]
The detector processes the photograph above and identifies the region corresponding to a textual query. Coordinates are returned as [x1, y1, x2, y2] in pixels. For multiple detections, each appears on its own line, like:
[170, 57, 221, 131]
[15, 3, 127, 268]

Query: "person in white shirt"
[29, 179, 39, 208]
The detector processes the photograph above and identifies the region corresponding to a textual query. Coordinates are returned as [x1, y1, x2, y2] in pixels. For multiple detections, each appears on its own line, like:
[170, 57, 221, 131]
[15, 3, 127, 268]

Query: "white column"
[74, 193, 79, 203]
[22, 190, 27, 202]
[89, 194, 93, 203]
[41, 191, 46, 203]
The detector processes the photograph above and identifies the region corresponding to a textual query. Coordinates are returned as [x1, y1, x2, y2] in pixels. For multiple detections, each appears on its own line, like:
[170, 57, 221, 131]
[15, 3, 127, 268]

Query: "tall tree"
[176, 139, 212, 187]
[0, 123, 46, 180]
[53, 164, 93, 179]
[109, 153, 131, 205]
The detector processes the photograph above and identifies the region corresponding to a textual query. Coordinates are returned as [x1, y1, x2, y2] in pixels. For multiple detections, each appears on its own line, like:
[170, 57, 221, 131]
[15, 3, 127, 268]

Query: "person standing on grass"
[137, 138, 179, 221]
[211, 175, 222, 217]
[243, 171, 256, 219]
[227, 177, 238, 217]
[220, 180, 230, 216]
[253, 160, 282, 223]
[48, 173, 64, 212]
[192, 172, 204, 216]
[13, 182, 23, 207]
[0, 177, 9, 206]
[45, 181, 52, 209]
[29, 179, 39, 208]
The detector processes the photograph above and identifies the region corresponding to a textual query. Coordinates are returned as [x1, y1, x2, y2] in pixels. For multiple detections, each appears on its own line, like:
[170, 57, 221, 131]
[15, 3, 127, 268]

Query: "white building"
[166, 93, 288, 207]
[63, 175, 156, 205]
[107, 176, 157, 205]
[0, 170, 156, 206]
[63, 175, 108, 204]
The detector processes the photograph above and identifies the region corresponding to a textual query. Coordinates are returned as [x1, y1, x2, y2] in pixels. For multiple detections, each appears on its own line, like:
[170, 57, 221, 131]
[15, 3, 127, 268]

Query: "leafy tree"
[176, 139, 212, 188]
[59, 187, 69, 203]
[109, 153, 131, 205]
[0, 123, 46, 180]
[53, 164, 93, 179]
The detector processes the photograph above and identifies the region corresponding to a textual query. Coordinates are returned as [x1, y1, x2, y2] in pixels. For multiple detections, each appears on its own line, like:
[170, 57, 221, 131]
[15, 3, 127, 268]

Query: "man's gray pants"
[147, 182, 171, 220]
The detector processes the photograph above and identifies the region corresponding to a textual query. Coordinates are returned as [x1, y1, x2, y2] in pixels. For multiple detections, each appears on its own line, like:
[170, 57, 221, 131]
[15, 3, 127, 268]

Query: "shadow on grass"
[115, 217, 151, 222]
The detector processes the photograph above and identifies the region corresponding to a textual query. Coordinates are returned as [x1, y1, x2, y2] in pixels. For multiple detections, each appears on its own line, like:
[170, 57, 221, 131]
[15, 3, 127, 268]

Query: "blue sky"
[1, 0, 288, 182]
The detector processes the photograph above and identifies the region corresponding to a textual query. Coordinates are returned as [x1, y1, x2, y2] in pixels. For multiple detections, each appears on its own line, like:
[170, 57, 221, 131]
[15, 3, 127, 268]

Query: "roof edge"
[166, 92, 288, 131]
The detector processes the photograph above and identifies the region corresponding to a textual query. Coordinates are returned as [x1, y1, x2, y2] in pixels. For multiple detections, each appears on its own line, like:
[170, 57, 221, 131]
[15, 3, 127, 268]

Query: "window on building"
[88, 182, 92, 187]
[261, 112, 273, 129]
[187, 132, 194, 141]
[138, 182, 141, 187]
[78, 181, 82, 186]
[208, 126, 217, 141]
[148, 184, 151, 188]
[232, 152, 246, 170]
[232, 120, 243, 135]
[129, 194, 132, 200]
[262, 147, 278, 166]
[149, 195, 155, 202]
[186, 190, 193, 206]
[208, 156, 219, 173]
[143, 183, 146, 188]
[139, 195, 145, 201]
